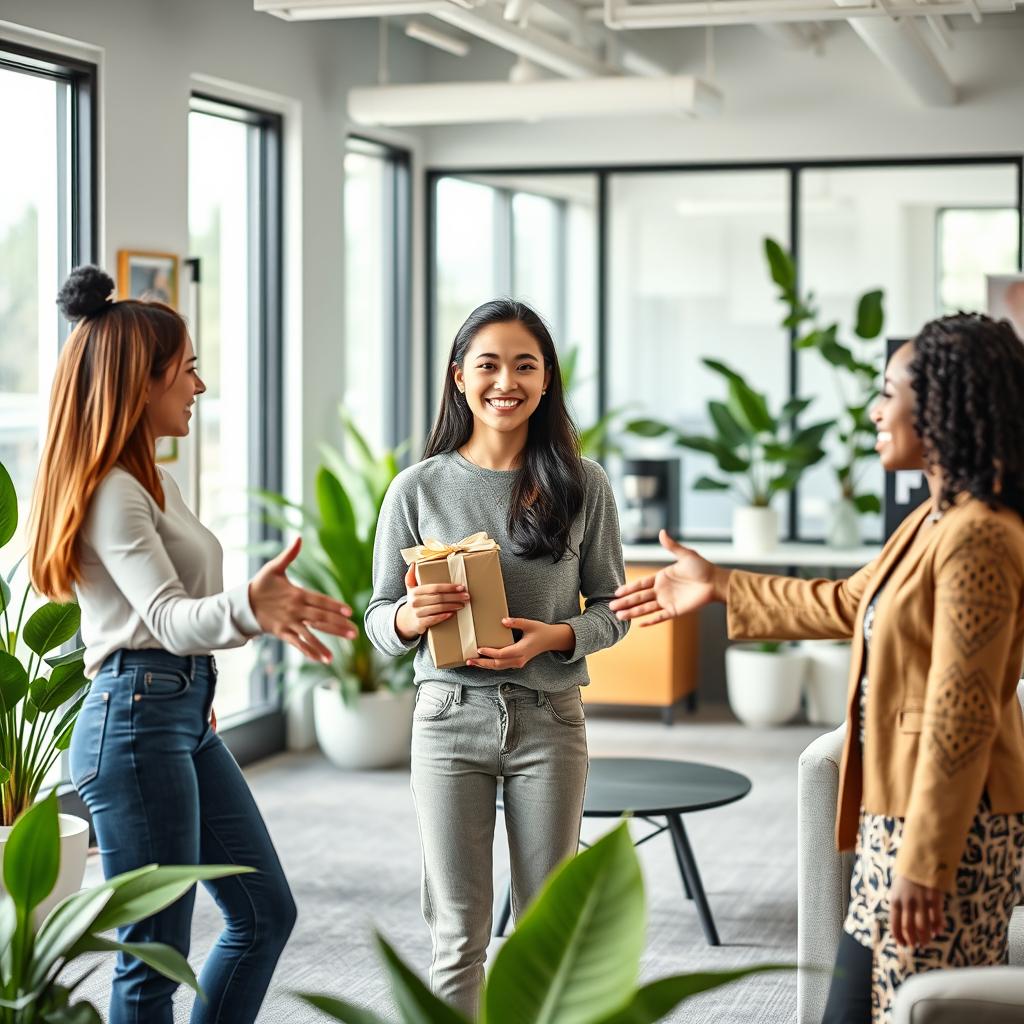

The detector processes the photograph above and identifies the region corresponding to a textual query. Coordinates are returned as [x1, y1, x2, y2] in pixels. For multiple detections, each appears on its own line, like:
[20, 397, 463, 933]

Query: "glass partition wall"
[429, 158, 1023, 543]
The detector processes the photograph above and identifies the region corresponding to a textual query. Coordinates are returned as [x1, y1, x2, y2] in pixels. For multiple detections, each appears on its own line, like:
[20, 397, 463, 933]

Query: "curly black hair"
[56, 264, 115, 321]
[909, 312, 1024, 519]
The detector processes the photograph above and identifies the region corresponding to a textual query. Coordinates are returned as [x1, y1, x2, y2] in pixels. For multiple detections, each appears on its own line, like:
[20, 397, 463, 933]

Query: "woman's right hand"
[609, 530, 730, 626]
[394, 562, 472, 641]
[249, 538, 358, 663]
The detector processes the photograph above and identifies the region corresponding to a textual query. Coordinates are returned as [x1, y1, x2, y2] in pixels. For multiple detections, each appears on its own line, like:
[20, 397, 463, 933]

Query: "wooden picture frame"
[117, 249, 179, 309]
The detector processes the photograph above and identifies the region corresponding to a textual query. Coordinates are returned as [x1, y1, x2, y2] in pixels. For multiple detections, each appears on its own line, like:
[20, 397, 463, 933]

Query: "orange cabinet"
[582, 565, 699, 722]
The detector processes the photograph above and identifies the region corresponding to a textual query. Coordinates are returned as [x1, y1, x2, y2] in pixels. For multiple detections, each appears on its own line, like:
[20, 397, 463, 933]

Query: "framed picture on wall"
[987, 273, 1024, 339]
[117, 249, 179, 309]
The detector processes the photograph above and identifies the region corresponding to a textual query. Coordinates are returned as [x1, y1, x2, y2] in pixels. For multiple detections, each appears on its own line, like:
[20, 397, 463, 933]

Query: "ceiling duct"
[255, 0, 482, 19]
[349, 73, 722, 125]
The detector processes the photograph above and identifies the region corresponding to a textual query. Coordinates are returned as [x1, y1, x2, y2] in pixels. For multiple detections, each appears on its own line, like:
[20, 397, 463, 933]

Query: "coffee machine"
[620, 459, 680, 544]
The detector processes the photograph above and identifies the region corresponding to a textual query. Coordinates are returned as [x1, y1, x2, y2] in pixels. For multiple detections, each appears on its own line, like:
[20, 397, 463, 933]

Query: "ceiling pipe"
[833, 0, 956, 105]
[599, 0, 1019, 30]
[434, 1, 619, 77]
[349, 73, 722, 125]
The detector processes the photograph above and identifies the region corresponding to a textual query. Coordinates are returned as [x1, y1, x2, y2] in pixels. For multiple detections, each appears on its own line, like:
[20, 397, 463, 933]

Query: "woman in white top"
[28, 265, 356, 1024]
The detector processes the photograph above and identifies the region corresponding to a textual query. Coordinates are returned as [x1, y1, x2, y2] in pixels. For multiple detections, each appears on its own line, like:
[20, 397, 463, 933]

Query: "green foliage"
[763, 238, 885, 515]
[0, 790, 251, 1023]
[255, 410, 413, 705]
[298, 823, 788, 1024]
[560, 347, 671, 459]
[627, 360, 830, 508]
[0, 461, 88, 826]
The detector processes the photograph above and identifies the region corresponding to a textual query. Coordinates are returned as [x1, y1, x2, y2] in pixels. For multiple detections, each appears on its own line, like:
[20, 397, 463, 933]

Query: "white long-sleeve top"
[76, 466, 260, 678]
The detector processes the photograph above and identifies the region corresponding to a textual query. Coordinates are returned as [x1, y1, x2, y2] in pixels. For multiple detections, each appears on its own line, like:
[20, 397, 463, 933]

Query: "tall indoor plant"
[764, 237, 886, 546]
[629, 359, 831, 553]
[0, 460, 91, 916]
[0, 789, 248, 1023]
[257, 413, 414, 769]
[299, 823, 787, 1024]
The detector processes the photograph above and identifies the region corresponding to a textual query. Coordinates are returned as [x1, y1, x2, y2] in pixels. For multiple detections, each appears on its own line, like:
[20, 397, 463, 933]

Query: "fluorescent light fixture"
[405, 19, 471, 56]
[348, 75, 722, 126]
[255, 0, 479, 20]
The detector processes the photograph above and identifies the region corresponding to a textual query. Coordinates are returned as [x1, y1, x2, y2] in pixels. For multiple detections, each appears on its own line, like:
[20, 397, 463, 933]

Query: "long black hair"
[423, 298, 585, 562]
[908, 312, 1024, 519]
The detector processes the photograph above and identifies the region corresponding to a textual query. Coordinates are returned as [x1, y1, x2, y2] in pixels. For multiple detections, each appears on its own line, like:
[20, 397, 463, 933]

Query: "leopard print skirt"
[842, 797, 1024, 1023]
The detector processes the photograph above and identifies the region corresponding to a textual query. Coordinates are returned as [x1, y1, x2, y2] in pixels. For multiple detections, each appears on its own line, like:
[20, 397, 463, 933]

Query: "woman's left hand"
[468, 618, 574, 671]
[890, 873, 945, 948]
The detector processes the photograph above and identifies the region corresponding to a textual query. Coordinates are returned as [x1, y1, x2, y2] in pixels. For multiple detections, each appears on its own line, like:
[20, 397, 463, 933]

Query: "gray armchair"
[797, 682, 1024, 1024]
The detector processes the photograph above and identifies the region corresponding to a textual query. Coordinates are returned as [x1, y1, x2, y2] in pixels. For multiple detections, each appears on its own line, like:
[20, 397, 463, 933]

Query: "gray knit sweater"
[365, 451, 628, 691]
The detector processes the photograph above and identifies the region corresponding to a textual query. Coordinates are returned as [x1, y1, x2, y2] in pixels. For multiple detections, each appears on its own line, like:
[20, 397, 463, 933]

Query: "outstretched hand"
[249, 537, 358, 663]
[609, 530, 728, 626]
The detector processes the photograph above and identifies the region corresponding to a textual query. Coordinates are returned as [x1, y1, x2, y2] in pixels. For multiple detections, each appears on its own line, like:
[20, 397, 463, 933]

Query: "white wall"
[1, 0, 428, 506]
[420, 19, 1024, 167]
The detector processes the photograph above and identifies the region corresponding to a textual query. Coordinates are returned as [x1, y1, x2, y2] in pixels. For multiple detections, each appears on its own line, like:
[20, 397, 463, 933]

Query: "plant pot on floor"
[0, 812, 89, 921]
[801, 640, 852, 727]
[313, 684, 415, 770]
[732, 506, 779, 555]
[725, 643, 806, 727]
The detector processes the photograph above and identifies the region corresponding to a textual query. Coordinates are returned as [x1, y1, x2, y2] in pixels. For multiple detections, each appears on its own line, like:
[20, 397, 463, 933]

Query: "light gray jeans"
[410, 679, 589, 1017]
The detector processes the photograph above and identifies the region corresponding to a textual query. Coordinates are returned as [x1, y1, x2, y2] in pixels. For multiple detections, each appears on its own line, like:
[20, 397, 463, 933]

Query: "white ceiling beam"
[599, 0, 1019, 30]
[833, 0, 956, 104]
[434, 1, 618, 77]
[349, 73, 722, 125]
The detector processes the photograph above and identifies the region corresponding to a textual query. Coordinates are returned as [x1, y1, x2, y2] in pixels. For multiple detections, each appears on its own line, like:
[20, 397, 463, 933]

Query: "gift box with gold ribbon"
[400, 532, 514, 669]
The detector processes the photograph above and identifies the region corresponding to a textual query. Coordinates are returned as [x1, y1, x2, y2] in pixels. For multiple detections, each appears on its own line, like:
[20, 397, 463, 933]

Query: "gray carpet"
[76, 707, 827, 1023]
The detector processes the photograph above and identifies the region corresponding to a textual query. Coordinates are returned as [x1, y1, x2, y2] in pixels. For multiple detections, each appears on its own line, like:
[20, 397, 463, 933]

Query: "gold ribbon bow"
[400, 533, 501, 663]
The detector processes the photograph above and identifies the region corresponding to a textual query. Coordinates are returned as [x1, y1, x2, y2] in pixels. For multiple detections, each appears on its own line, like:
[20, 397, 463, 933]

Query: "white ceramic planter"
[725, 643, 806, 727]
[313, 684, 415, 770]
[827, 499, 861, 549]
[802, 640, 852, 727]
[732, 506, 779, 555]
[0, 813, 89, 922]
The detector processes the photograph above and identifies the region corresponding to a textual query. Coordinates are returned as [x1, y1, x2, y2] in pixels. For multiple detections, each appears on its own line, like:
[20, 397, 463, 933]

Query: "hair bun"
[57, 265, 115, 321]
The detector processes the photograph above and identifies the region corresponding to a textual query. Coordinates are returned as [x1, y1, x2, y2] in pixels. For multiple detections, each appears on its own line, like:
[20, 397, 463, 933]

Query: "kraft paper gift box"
[400, 533, 514, 670]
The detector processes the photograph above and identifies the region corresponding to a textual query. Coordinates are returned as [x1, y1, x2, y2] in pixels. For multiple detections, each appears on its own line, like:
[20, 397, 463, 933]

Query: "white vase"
[732, 506, 779, 555]
[0, 813, 90, 922]
[802, 640, 852, 727]
[827, 498, 861, 549]
[313, 684, 415, 770]
[725, 643, 806, 727]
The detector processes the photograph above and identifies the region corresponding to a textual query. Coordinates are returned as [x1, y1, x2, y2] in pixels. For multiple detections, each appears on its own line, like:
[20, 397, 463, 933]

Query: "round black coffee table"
[495, 757, 752, 946]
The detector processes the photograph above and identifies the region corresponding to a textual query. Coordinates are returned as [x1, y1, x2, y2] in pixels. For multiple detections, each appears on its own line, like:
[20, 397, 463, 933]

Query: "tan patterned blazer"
[727, 496, 1024, 892]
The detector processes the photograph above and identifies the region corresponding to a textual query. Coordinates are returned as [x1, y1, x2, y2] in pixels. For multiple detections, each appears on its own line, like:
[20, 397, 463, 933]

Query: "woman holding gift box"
[366, 298, 628, 1015]
[611, 314, 1024, 1024]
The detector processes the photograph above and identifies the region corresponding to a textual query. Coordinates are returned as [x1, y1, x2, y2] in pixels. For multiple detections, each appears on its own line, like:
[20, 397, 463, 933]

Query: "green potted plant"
[0, 460, 91, 919]
[0, 788, 248, 1023]
[297, 822, 788, 1024]
[257, 412, 414, 770]
[629, 360, 831, 555]
[764, 237, 885, 547]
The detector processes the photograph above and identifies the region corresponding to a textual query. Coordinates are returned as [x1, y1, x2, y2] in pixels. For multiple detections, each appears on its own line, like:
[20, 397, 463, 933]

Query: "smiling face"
[453, 320, 552, 436]
[144, 333, 206, 439]
[870, 342, 926, 472]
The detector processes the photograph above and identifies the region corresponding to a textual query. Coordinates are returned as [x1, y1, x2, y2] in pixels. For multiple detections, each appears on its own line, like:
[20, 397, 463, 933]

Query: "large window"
[432, 173, 599, 426]
[798, 164, 1020, 540]
[608, 170, 789, 538]
[430, 159, 1023, 542]
[188, 96, 282, 721]
[0, 44, 95, 553]
[344, 137, 411, 452]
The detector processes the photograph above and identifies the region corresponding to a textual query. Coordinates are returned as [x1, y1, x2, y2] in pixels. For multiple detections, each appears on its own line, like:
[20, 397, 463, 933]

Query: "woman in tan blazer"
[611, 313, 1024, 1024]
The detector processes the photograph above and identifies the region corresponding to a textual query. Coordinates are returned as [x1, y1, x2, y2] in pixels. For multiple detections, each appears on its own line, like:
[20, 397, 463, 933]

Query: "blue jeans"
[69, 650, 296, 1024]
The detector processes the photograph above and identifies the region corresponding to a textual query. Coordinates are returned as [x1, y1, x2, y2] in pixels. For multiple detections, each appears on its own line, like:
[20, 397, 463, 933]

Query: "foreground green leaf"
[23, 603, 81, 657]
[484, 823, 644, 1024]
[4, 790, 60, 915]
[297, 993, 390, 1024]
[377, 935, 470, 1024]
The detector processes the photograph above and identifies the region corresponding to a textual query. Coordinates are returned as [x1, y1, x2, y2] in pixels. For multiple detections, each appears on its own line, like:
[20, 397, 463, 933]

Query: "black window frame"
[346, 134, 413, 450]
[427, 154, 1024, 544]
[188, 93, 285, 764]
